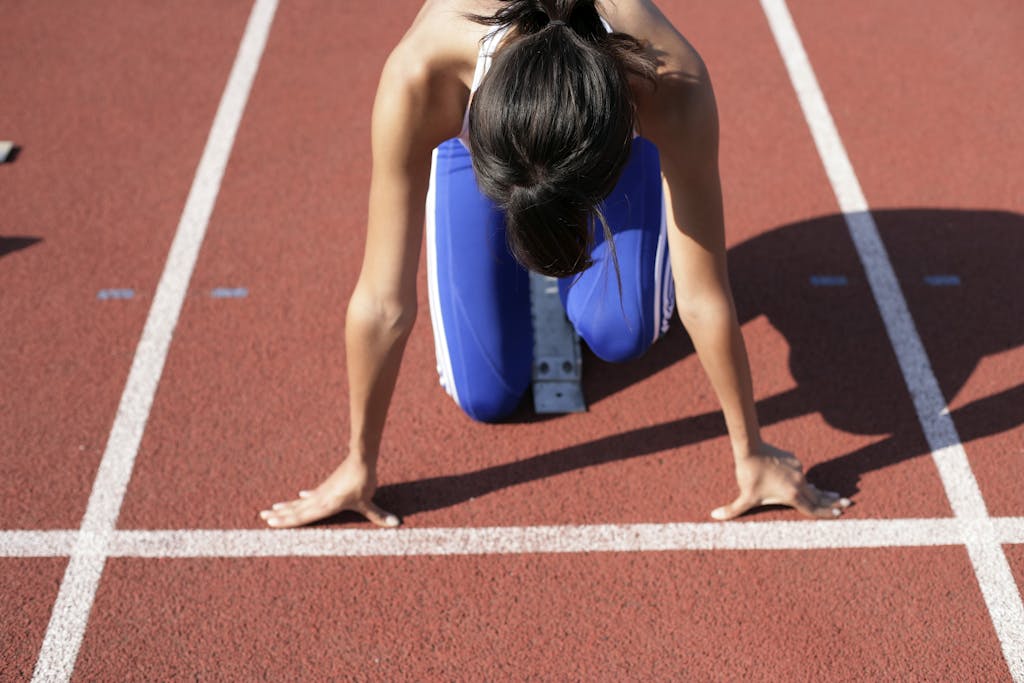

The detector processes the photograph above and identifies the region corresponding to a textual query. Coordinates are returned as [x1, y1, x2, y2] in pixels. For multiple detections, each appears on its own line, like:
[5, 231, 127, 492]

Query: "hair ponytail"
[504, 181, 592, 277]
[465, 1, 657, 280]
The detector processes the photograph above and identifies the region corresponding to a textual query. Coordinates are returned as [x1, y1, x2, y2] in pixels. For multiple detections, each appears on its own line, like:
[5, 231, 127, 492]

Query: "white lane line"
[0, 531, 78, 557]
[759, 0, 1024, 678]
[106, 519, 965, 556]
[6, 518, 1024, 559]
[994, 518, 1024, 545]
[30, 2, 279, 681]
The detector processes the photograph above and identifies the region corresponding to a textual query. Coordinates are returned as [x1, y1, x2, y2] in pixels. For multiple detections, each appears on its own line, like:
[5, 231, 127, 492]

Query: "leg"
[426, 138, 533, 422]
[560, 136, 674, 362]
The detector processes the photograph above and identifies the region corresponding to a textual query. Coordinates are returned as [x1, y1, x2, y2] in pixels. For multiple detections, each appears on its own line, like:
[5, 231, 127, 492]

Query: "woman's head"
[467, 0, 656, 278]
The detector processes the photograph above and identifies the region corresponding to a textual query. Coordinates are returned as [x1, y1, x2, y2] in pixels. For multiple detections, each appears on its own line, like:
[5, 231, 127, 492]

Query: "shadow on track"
[371, 208, 1024, 518]
[0, 236, 42, 259]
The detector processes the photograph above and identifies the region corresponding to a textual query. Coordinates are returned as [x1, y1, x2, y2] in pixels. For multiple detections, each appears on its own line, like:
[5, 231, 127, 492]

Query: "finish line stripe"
[30, 2, 279, 681]
[759, 1, 1024, 678]
[6, 518, 1024, 558]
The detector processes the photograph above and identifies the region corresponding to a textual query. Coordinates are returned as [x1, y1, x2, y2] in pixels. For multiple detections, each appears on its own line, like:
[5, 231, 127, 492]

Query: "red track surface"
[2, 0, 1021, 680]
[0, 1, 252, 529]
[75, 549, 1002, 680]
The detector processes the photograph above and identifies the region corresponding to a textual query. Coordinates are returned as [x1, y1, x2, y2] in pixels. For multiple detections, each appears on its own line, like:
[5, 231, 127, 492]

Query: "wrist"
[346, 441, 379, 467]
[730, 435, 765, 461]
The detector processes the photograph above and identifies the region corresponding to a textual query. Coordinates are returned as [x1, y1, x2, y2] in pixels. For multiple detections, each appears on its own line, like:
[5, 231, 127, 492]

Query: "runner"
[260, 0, 851, 528]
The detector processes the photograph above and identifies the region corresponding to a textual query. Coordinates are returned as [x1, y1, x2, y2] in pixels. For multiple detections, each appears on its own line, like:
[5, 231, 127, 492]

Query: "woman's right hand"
[260, 456, 400, 529]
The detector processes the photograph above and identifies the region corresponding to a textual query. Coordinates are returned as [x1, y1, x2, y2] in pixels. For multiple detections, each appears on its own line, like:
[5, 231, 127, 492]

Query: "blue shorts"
[426, 136, 674, 422]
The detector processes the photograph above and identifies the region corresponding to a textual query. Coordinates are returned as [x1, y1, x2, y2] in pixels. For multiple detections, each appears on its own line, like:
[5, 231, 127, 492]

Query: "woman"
[260, 0, 851, 529]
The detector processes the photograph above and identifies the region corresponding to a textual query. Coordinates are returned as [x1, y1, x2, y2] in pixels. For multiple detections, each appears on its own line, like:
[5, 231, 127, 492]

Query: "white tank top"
[457, 26, 509, 147]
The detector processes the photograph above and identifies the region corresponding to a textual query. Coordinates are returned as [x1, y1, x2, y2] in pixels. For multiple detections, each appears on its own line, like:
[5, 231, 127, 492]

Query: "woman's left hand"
[711, 443, 851, 520]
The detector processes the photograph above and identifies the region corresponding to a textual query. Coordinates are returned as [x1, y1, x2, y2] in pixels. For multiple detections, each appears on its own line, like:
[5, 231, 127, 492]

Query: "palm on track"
[711, 444, 851, 521]
[260, 458, 400, 529]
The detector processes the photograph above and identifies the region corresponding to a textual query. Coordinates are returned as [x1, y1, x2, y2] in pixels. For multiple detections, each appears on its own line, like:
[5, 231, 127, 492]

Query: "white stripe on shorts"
[652, 195, 674, 340]
[425, 147, 460, 406]
[652, 206, 667, 342]
[660, 199, 675, 334]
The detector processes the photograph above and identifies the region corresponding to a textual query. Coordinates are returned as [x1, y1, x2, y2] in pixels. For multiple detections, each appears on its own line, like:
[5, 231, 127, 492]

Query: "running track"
[2, 0, 1023, 680]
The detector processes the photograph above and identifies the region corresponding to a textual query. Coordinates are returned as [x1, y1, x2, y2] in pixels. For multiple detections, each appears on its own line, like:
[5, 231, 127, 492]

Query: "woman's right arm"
[260, 45, 465, 528]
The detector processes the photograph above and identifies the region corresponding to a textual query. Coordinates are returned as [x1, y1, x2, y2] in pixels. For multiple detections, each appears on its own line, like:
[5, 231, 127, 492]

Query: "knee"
[574, 314, 651, 363]
[436, 334, 531, 422]
[456, 384, 525, 423]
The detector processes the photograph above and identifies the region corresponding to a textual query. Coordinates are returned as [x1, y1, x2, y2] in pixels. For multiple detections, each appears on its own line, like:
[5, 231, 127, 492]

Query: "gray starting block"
[529, 272, 585, 413]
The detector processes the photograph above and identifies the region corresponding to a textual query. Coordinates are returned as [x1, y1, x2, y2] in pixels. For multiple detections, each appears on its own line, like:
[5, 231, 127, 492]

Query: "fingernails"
[259, 510, 270, 520]
[267, 517, 280, 527]
[839, 497, 852, 507]
[298, 490, 311, 498]
[832, 508, 841, 517]
[272, 502, 286, 511]
[384, 515, 400, 527]
[710, 508, 727, 521]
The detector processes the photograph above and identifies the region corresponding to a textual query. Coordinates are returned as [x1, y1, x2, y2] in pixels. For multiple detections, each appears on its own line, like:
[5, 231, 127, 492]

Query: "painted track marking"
[760, 0, 1024, 678]
[6, 518, 1024, 558]
[210, 286, 249, 298]
[29, 1, 279, 680]
[924, 274, 961, 286]
[809, 274, 848, 286]
[96, 288, 135, 300]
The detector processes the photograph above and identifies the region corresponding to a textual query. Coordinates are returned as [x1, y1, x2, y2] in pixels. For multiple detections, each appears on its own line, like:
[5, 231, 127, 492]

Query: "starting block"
[529, 271, 585, 413]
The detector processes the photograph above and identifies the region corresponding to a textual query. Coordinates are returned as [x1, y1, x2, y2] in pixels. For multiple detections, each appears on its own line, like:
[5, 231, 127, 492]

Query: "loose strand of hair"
[592, 206, 626, 319]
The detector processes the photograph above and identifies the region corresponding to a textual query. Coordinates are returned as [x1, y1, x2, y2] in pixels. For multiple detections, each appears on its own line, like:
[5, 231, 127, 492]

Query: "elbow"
[384, 302, 418, 337]
[674, 290, 735, 329]
[347, 290, 418, 339]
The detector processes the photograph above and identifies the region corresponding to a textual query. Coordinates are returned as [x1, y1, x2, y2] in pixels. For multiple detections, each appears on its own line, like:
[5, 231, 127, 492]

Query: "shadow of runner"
[0, 236, 42, 258]
[370, 208, 1024, 520]
[375, 387, 806, 517]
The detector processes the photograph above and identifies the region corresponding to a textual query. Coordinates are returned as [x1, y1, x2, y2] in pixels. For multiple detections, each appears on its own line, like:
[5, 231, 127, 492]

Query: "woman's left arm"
[649, 65, 849, 520]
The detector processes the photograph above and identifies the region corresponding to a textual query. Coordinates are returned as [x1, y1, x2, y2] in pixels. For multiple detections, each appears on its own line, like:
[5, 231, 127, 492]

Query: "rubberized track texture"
[1, 0, 1022, 680]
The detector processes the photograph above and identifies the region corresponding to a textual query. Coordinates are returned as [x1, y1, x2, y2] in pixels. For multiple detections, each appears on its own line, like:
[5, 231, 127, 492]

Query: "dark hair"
[466, 0, 657, 278]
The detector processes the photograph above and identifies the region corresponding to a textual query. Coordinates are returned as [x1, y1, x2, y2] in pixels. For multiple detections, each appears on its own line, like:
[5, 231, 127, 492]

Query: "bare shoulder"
[601, 0, 718, 170]
[371, 0, 497, 156]
[600, 0, 706, 76]
[389, 0, 498, 84]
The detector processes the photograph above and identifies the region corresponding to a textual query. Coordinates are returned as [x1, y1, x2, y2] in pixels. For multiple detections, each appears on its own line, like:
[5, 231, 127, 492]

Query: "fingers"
[795, 484, 853, 519]
[710, 485, 853, 522]
[774, 451, 803, 473]
[790, 487, 839, 519]
[812, 486, 840, 504]
[808, 484, 852, 510]
[710, 494, 757, 521]
[808, 484, 852, 511]
[259, 497, 321, 528]
[357, 500, 401, 528]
